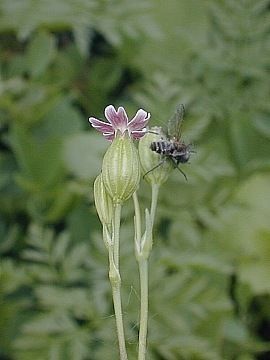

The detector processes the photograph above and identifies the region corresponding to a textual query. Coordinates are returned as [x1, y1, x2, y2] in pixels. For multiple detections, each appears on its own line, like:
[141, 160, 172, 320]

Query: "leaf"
[252, 113, 270, 138]
[51, 232, 71, 264]
[37, 98, 84, 140]
[73, 26, 93, 57]
[62, 132, 108, 179]
[239, 261, 270, 295]
[26, 31, 56, 78]
[22, 313, 75, 335]
[10, 125, 64, 187]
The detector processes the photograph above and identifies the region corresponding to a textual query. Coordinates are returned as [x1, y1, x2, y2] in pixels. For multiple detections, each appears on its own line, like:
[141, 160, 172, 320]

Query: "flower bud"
[102, 134, 140, 204]
[94, 173, 113, 226]
[138, 127, 173, 186]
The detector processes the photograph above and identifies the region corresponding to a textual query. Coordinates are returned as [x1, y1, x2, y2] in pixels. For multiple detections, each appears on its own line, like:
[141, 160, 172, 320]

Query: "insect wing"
[168, 104, 185, 140]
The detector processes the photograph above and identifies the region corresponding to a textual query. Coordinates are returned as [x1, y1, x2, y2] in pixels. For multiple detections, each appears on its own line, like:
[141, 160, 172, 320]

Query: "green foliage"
[0, 0, 270, 359]
[0, 0, 159, 49]
[25, 31, 56, 78]
[12, 225, 95, 360]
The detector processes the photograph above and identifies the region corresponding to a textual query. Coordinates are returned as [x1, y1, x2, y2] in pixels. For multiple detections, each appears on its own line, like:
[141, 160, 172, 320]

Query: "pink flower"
[89, 105, 150, 141]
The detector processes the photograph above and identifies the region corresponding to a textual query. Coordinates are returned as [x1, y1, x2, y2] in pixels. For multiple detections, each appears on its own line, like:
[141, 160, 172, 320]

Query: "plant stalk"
[111, 282, 128, 360]
[138, 258, 148, 360]
[133, 185, 159, 360]
[150, 184, 159, 224]
[113, 203, 122, 269]
[109, 203, 128, 360]
[133, 191, 142, 242]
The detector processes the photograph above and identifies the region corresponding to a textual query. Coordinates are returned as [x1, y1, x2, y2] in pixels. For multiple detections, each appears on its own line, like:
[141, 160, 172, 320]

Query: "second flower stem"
[138, 258, 148, 360]
[133, 184, 159, 360]
[150, 184, 159, 223]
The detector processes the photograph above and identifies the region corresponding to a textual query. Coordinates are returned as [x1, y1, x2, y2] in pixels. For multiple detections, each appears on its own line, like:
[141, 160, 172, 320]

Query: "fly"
[144, 104, 193, 181]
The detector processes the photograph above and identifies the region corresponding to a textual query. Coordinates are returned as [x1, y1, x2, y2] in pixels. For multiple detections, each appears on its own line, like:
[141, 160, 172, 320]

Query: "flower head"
[89, 105, 150, 141]
[102, 135, 140, 204]
[94, 173, 113, 227]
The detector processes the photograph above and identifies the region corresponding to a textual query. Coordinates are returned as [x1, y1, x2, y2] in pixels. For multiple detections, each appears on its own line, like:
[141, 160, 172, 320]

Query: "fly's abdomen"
[150, 140, 171, 155]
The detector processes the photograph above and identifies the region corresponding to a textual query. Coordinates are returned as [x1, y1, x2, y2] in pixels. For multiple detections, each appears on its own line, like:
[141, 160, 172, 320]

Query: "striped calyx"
[102, 134, 140, 204]
[93, 173, 113, 227]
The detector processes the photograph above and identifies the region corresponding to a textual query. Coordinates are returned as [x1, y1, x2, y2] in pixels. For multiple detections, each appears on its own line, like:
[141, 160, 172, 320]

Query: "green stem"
[133, 186, 159, 360]
[138, 259, 148, 360]
[109, 203, 128, 360]
[133, 192, 142, 248]
[150, 184, 159, 224]
[113, 203, 122, 269]
[111, 282, 128, 360]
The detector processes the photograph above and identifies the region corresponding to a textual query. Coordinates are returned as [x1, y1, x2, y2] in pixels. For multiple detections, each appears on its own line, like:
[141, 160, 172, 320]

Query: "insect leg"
[147, 130, 161, 136]
[176, 166, 188, 181]
[143, 158, 166, 179]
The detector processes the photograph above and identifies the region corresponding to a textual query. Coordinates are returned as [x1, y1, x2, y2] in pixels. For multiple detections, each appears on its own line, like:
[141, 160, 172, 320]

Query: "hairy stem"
[133, 185, 159, 360]
[133, 192, 142, 245]
[109, 203, 128, 360]
[111, 282, 128, 360]
[150, 184, 159, 224]
[113, 203, 122, 269]
[138, 259, 148, 360]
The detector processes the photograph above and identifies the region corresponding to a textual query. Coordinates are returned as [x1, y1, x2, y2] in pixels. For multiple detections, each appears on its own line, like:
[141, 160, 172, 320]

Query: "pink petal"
[89, 117, 113, 133]
[105, 105, 122, 129]
[128, 109, 150, 131]
[103, 132, 115, 141]
[89, 105, 150, 141]
[117, 107, 128, 128]
[131, 129, 147, 139]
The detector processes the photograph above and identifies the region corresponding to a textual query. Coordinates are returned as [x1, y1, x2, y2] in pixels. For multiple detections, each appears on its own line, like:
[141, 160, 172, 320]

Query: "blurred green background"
[0, 0, 270, 359]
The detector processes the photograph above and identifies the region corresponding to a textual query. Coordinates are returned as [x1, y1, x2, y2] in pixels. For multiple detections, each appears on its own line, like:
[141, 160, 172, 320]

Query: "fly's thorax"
[174, 143, 191, 164]
[179, 152, 190, 163]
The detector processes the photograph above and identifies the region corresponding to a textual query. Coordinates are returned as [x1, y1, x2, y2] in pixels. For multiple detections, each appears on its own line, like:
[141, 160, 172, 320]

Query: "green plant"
[1, 0, 270, 359]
